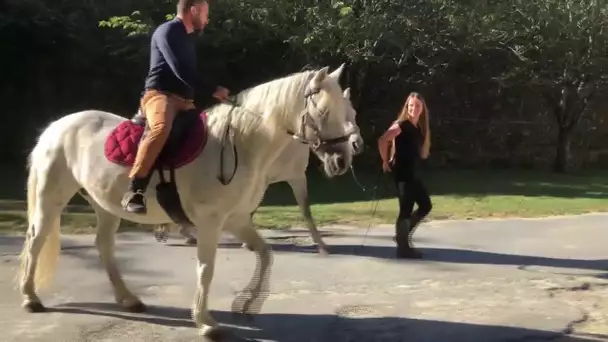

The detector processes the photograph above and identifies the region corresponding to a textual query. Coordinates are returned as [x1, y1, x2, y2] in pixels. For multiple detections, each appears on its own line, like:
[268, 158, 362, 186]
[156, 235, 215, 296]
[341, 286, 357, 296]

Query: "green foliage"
[483, 0, 608, 170]
[99, 11, 153, 37]
[2, 0, 608, 170]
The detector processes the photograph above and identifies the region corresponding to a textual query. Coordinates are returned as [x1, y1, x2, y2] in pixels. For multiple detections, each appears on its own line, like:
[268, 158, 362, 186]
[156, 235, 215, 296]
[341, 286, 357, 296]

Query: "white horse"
[157, 86, 363, 254]
[16, 65, 356, 337]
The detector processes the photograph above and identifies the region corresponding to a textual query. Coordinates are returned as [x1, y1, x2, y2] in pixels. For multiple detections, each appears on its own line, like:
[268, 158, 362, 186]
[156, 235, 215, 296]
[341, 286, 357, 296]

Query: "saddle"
[104, 108, 208, 226]
[130, 107, 203, 166]
[133, 108, 207, 227]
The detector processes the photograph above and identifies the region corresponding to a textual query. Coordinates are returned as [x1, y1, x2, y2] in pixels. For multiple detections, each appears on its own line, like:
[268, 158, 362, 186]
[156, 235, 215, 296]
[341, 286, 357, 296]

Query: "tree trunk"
[553, 126, 572, 173]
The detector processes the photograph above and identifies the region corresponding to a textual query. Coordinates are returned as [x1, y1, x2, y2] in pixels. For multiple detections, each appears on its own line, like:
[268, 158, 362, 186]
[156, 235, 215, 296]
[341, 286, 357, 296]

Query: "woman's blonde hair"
[389, 92, 431, 161]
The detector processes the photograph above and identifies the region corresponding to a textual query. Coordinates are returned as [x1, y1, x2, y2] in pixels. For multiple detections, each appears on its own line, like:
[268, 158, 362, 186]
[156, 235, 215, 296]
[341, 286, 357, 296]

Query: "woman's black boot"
[395, 218, 423, 259]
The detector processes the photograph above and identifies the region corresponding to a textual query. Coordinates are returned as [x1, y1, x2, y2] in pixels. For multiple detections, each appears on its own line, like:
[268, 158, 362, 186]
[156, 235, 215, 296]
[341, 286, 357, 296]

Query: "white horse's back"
[32, 109, 128, 173]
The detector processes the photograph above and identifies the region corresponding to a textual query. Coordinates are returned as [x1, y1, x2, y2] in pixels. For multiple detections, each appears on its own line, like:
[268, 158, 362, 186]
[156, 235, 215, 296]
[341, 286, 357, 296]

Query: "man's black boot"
[122, 175, 151, 214]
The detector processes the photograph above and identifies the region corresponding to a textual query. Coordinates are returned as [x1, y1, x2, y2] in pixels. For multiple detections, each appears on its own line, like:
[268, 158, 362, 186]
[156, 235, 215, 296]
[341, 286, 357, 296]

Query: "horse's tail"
[26, 154, 36, 231]
[17, 147, 62, 292]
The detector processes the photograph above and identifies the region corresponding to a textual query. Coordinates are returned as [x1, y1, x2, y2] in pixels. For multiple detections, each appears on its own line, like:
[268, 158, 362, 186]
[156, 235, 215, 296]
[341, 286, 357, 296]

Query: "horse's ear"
[329, 63, 346, 80]
[343, 87, 351, 99]
[311, 66, 329, 89]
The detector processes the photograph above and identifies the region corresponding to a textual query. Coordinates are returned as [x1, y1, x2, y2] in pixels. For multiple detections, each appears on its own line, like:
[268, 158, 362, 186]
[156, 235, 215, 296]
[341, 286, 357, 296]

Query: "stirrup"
[122, 190, 147, 213]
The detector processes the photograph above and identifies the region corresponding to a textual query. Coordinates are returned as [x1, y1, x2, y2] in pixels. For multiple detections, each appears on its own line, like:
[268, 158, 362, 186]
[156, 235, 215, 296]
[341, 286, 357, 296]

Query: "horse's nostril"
[336, 156, 346, 169]
[351, 140, 363, 154]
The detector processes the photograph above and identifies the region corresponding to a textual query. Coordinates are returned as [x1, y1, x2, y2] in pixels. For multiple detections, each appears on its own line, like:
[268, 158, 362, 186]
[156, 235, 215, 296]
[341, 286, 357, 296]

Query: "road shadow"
[0, 235, 24, 247]
[248, 242, 608, 272]
[164, 230, 414, 249]
[47, 301, 607, 342]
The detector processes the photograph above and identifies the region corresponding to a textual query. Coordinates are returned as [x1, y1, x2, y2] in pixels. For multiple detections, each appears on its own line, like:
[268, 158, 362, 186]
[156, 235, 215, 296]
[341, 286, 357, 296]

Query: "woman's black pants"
[395, 177, 432, 222]
[393, 174, 432, 256]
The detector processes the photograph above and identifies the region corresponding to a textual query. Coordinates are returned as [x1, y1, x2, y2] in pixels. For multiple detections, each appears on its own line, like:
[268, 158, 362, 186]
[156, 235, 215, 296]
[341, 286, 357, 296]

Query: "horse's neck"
[205, 104, 294, 176]
[240, 112, 293, 167]
[236, 71, 314, 131]
[274, 139, 310, 170]
[205, 71, 315, 176]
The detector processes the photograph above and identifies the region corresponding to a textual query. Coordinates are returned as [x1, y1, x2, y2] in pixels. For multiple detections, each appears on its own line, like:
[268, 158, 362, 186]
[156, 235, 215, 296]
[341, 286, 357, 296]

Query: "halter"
[288, 85, 359, 151]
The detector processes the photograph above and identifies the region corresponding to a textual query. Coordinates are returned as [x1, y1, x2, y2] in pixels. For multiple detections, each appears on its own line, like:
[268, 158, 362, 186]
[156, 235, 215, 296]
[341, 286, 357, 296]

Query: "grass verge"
[0, 168, 606, 235]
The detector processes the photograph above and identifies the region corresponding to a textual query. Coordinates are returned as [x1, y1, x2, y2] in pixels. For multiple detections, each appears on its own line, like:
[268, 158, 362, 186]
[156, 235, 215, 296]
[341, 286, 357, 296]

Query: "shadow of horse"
[47, 301, 607, 342]
[166, 238, 608, 280]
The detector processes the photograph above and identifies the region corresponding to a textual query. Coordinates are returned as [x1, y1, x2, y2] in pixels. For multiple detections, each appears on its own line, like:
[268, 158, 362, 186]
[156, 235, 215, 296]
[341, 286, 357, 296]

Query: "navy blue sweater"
[144, 17, 215, 100]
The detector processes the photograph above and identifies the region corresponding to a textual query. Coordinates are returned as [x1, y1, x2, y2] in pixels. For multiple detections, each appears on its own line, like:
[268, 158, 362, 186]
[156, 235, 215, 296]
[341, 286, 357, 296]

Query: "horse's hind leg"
[154, 223, 170, 243]
[90, 201, 145, 312]
[20, 202, 69, 312]
[19, 160, 78, 312]
[179, 225, 197, 245]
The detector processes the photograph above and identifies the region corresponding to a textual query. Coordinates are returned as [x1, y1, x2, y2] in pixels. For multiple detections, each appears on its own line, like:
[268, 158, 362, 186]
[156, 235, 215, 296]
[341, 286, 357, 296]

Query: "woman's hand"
[382, 160, 392, 173]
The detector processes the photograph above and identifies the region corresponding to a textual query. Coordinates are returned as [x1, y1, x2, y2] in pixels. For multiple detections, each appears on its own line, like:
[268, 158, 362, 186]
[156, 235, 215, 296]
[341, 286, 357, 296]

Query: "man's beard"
[192, 19, 205, 34]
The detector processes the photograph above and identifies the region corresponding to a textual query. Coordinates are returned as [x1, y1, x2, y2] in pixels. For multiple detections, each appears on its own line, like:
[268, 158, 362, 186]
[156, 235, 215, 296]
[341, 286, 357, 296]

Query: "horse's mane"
[235, 70, 315, 122]
[204, 69, 317, 155]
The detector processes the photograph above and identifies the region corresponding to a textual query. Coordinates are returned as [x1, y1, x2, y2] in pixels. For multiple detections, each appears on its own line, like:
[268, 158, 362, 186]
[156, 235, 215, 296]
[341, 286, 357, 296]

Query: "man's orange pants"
[129, 90, 195, 179]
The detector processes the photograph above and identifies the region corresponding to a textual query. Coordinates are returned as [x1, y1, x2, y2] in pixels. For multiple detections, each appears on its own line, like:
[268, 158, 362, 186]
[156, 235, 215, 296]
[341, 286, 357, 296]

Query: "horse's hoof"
[199, 325, 227, 341]
[231, 290, 267, 316]
[23, 301, 46, 313]
[317, 246, 330, 256]
[185, 237, 197, 245]
[125, 301, 147, 313]
[154, 231, 165, 243]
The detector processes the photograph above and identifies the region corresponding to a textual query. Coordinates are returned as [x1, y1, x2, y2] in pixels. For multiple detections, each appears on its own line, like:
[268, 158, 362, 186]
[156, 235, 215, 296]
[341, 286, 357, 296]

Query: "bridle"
[218, 81, 358, 185]
[287, 85, 360, 152]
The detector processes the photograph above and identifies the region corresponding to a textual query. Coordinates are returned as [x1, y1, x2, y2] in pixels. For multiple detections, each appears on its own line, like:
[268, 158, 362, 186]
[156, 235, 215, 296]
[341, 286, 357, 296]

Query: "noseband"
[289, 85, 359, 151]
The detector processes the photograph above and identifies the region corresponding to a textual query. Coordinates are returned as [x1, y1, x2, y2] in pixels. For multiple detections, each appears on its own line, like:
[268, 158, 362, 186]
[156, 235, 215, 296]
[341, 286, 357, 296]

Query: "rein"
[216, 104, 238, 185]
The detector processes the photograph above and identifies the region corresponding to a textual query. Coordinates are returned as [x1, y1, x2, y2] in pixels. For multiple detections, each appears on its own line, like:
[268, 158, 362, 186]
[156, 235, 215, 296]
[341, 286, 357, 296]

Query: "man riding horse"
[122, 0, 230, 214]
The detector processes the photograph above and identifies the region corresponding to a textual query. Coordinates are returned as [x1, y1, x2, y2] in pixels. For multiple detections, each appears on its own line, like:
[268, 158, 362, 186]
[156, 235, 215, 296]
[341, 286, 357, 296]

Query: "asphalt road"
[1, 214, 608, 342]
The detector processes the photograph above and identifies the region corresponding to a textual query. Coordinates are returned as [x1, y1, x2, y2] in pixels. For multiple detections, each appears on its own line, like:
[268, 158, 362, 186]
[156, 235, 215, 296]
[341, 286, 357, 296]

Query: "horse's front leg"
[227, 215, 273, 317]
[286, 176, 328, 254]
[191, 212, 226, 337]
[93, 205, 144, 312]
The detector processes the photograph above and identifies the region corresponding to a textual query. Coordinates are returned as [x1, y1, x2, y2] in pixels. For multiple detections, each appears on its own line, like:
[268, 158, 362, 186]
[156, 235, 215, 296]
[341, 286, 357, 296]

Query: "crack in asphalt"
[500, 304, 590, 342]
[542, 282, 608, 341]
[498, 265, 608, 342]
[517, 282, 599, 341]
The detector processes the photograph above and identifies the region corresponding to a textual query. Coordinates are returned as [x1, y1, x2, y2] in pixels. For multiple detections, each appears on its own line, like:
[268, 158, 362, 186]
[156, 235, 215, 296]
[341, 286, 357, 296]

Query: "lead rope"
[349, 164, 386, 256]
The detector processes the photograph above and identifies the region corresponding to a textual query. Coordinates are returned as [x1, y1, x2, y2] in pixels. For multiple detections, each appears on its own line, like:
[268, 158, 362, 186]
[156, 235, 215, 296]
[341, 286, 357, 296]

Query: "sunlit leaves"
[99, 11, 152, 36]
